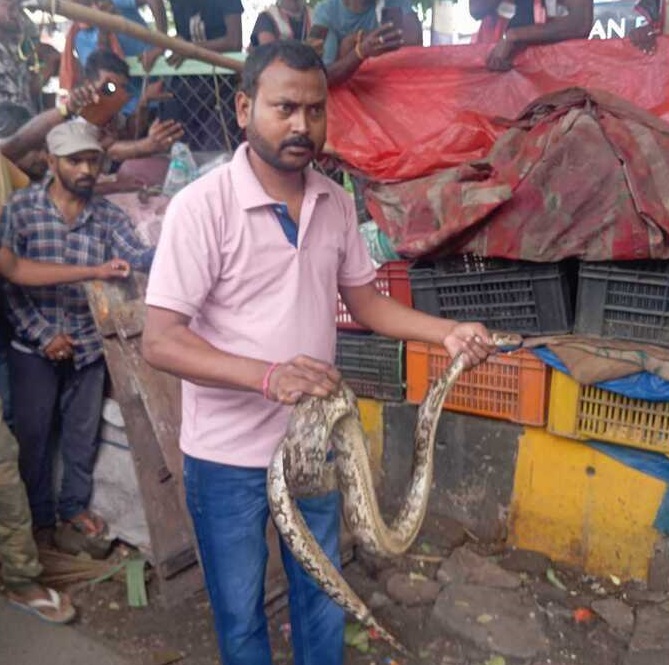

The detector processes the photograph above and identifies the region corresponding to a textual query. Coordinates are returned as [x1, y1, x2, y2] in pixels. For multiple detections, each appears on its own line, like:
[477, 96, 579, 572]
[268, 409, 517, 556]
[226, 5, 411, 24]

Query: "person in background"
[3, 121, 152, 554]
[168, 0, 243, 66]
[311, 0, 422, 86]
[161, 0, 243, 151]
[142, 40, 494, 665]
[0, 0, 35, 111]
[60, 0, 168, 96]
[81, 49, 184, 162]
[629, 0, 665, 54]
[250, 0, 314, 48]
[469, 0, 593, 70]
[0, 120, 130, 625]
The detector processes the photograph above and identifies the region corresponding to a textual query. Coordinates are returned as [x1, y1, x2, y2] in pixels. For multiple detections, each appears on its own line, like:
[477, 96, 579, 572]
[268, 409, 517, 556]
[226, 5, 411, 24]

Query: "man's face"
[0, 0, 20, 30]
[236, 60, 327, 173]
[49, 150, 103, 199]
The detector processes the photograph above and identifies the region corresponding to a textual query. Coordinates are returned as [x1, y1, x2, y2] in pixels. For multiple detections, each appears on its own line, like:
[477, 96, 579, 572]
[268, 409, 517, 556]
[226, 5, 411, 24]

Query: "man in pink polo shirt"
[142, 40, 494, 665]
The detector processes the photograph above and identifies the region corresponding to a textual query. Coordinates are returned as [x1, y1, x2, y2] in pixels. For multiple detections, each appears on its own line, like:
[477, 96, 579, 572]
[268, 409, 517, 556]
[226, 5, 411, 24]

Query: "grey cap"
[46, 121, 103, 157]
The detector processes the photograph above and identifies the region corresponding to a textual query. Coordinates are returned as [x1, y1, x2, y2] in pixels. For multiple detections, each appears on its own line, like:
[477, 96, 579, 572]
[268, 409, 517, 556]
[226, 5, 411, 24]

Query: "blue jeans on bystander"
[184, 454, 345, 665]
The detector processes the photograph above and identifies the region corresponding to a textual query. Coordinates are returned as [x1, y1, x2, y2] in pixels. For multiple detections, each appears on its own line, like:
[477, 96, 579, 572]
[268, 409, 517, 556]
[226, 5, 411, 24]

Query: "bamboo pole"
[35, 0, 244, 73]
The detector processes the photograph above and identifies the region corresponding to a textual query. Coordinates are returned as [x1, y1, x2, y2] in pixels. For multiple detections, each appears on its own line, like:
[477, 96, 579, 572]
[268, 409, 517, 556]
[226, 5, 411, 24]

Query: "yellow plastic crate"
[509, 428, 665, 581]
[547, 370, 669, 453]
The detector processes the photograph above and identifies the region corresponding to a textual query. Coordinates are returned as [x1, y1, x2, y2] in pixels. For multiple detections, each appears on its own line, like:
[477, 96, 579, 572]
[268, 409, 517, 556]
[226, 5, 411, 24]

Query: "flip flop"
[7, 587, 76, 625]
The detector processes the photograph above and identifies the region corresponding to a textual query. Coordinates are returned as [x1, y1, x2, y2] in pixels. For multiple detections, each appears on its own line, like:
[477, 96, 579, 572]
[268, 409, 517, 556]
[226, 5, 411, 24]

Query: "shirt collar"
[230, 142, 331, 211]
[33, 177, 96, 227]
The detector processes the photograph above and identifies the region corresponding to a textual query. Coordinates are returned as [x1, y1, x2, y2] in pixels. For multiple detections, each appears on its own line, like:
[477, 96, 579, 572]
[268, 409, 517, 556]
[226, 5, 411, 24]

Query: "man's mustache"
[280, 137, 315, 151]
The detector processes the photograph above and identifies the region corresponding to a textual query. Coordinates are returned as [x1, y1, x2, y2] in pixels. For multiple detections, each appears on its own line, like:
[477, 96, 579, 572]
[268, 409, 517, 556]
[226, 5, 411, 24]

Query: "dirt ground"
[58, 514, 667, 665]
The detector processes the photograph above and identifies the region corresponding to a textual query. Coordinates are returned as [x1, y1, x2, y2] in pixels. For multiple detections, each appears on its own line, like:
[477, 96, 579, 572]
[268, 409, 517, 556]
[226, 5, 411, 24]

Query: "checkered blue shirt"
[1, 180, 154, 369]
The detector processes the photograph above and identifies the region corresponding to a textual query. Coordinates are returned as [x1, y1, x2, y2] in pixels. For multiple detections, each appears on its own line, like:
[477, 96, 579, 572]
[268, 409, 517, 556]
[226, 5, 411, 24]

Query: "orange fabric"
[326, 37, 669, 182]
[59, 23, 125, 91]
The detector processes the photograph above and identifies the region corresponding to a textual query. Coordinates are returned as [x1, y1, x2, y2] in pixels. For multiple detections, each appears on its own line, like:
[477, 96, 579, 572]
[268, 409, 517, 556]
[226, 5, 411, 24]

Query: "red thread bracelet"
[262, 363, 280, 400]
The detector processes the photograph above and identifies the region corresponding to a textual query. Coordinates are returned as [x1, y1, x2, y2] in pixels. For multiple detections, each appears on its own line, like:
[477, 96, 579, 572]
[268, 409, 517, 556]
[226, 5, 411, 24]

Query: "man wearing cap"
[2, 120, 154, 546]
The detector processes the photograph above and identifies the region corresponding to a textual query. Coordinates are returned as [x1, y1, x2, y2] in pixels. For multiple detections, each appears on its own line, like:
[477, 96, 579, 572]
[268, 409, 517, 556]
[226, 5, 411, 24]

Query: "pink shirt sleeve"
[336, 193, 377, 288]
[145, 183, 222, 318]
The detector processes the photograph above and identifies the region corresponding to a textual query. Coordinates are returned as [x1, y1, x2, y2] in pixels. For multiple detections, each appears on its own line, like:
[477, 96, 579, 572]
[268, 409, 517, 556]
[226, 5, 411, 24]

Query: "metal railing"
[127, 55, 245, 153]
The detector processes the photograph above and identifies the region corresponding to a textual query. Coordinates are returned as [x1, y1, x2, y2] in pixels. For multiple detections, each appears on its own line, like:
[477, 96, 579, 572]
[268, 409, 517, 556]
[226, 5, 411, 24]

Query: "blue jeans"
[184, 455, 345, 665]
[9, 349, 105, 528]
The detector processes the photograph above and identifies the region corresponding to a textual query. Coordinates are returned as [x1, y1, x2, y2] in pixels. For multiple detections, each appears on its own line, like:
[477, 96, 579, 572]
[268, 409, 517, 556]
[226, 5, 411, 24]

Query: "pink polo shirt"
[145, 144, 376, 468]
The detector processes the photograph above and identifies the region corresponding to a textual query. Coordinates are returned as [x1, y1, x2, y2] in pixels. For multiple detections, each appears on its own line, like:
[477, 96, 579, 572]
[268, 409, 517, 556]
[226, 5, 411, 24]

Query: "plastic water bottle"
[162, 142, 197, 196]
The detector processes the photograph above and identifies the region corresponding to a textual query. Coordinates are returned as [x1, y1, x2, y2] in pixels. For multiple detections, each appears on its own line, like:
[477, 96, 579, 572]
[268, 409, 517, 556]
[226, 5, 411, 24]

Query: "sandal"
[64, 510, 108, 538]
[6, 586, 76, 625]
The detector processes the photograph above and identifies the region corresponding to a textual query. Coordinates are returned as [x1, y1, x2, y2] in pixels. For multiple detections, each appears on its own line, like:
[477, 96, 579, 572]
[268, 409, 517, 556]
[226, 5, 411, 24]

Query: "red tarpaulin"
[327, 37, 669, 182]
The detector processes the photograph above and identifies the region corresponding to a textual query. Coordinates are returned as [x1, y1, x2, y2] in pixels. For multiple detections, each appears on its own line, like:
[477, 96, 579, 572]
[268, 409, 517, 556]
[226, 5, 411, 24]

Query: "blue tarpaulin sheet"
[530, 346, 669, 402]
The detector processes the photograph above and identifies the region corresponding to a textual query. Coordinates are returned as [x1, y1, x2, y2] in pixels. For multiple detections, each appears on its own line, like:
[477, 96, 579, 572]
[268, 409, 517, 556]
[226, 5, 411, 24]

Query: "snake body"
[267, 333, 521, 653]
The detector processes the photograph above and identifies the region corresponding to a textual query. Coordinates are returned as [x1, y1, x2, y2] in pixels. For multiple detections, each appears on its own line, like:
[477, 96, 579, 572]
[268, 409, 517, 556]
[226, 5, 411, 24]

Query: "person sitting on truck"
[311, 0, 423, 86]
[469, 0, 594, 71]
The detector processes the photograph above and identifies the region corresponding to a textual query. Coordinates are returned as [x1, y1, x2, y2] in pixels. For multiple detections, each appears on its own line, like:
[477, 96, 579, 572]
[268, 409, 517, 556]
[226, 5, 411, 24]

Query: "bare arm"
[201, 14, 243, 52]
[0, 85, 100, 163]
[142, 306, 268, 389]
[142, 306, 340, 402]
[326, 23, 404, 87]
[106, 119, 183, 161]
[340, 282, 495, 367]
[0, 248, 130, 286]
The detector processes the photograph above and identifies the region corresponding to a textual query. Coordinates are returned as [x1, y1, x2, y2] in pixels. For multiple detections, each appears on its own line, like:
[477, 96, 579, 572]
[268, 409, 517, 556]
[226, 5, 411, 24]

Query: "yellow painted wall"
[509, 428, 665, 581]
[358, 398, 384, 476]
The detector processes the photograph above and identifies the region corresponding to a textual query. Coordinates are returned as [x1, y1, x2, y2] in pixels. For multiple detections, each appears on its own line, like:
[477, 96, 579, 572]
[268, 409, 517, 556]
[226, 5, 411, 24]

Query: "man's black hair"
[240, 39, 326, 98]
[84, 49, 130, 82]
[0, 102, 32, 138]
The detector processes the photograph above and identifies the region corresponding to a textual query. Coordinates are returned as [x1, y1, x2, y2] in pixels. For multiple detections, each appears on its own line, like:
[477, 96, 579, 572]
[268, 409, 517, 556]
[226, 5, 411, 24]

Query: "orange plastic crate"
[406, 342, 550, 425]
[337, 261, 412, 330]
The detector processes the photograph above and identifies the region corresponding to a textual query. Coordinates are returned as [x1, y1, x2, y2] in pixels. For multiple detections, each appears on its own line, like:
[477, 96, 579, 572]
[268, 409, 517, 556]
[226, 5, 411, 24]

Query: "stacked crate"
[335, 261, 411, 401]
[545, 261, 669, 454]
[403, 256, 574, 424]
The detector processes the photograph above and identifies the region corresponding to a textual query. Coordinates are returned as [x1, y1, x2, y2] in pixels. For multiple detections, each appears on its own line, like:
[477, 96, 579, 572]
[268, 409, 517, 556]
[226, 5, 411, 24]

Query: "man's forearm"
[201, 35, 242, 53]
[326, 50, 364, 87]
[106, 137, 157, 161]
[0, 249, 104, 286]
[0, 109, 62, 163]
[346, 289, 458, 345]
[142, 315, 268, 391]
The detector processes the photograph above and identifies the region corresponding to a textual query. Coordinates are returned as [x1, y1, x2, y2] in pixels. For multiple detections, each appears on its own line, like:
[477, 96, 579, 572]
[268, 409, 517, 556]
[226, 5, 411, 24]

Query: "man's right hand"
[266, 356, 341, 405]
[44, 334, 75, 362]
[94, 259, 131, 280]
[359, 23, 404, 59]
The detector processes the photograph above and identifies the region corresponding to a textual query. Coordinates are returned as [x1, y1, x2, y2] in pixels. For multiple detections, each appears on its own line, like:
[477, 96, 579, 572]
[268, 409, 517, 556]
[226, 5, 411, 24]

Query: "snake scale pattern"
[267, 333, 522, 653]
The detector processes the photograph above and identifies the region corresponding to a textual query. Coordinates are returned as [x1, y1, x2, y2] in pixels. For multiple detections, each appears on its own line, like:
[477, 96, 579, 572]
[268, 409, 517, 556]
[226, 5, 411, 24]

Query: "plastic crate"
[574, 261, 669, 347]
[337, 261, 412, 330]
[406, 342, 549, 425]
[409, 257, 574, 335]
[547, 370, 669, 453]
[335, 332, 404, 401]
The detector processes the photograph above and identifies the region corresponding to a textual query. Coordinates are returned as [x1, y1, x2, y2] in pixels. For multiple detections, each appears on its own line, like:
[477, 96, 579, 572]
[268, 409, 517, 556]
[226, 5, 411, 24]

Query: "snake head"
[491, 332, 524, 353]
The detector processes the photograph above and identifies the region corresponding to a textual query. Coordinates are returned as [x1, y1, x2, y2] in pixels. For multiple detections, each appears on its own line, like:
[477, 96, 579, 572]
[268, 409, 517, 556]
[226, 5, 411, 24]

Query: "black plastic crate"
[335, 332, 404, 401]
[575, 261, 669, 346]
[409, 256, 574, 335]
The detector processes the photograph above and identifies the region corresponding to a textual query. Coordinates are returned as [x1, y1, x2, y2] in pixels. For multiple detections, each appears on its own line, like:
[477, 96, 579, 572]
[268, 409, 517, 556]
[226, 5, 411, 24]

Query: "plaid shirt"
[1, 180, 154, 369]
